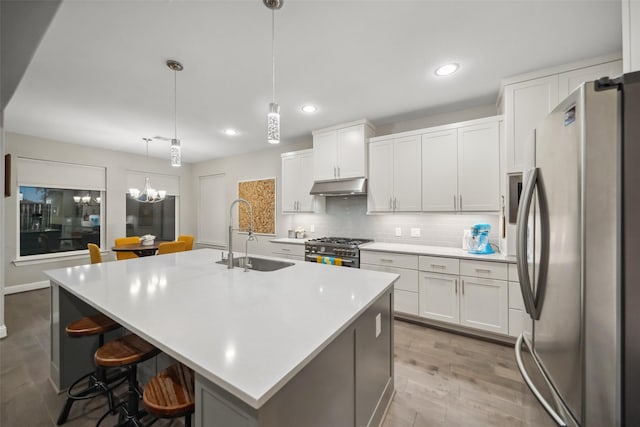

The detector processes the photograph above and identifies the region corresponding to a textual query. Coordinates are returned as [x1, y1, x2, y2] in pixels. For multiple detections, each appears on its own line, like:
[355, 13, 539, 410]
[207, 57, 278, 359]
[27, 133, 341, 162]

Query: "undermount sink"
[216, 256, 295, 272]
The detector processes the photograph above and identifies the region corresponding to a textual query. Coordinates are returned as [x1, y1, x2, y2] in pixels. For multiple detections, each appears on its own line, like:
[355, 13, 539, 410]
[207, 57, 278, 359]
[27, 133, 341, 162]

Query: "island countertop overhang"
[44, 249, 398, 409]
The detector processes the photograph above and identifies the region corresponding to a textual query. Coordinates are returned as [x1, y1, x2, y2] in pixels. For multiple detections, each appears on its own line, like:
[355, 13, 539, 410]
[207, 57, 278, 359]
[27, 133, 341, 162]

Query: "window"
[19, 187, 102, 256]
[125, 196, 176, 241]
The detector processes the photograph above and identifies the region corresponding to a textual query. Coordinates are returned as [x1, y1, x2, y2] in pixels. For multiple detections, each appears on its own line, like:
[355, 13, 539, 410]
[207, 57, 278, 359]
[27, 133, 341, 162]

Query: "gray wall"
[4, 132, 195, 289]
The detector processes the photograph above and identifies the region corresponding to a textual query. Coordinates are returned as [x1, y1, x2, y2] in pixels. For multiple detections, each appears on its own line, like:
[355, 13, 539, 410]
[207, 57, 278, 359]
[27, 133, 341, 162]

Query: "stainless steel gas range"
[304, 237, 373, 268]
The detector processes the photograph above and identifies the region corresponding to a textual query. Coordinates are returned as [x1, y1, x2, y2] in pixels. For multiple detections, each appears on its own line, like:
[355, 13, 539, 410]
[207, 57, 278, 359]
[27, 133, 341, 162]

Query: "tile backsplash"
[286, 196, 500, 250]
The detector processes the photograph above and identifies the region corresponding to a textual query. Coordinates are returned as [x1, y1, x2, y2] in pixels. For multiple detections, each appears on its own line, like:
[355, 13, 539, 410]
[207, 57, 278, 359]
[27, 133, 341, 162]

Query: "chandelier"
[128, 138, 167, 203]
[264, 0, 283, 144]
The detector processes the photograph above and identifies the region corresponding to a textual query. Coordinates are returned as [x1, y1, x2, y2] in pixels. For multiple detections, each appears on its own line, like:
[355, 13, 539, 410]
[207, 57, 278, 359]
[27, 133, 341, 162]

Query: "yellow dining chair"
[115, 236, 141, 260]
[157, 241, 186, 255]
[177, 235, 194, 251]
[87, 243, 102, 264]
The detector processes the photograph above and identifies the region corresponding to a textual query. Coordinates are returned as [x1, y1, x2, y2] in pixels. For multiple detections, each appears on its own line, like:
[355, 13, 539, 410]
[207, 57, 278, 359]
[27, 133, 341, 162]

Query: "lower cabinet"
[271, 242, 304, 261]
[459, 276, 508, 335]
[418, 272, 459, 323]
[361, 252, 419, 316]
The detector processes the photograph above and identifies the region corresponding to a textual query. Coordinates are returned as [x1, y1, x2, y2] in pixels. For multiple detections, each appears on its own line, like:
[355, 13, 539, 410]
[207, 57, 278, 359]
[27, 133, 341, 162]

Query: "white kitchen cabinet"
[420, 119, 500, 212]
[419, 272, 459, 324]
[421, 129, 457, 211]
[457, 122, 500, 211]
[271, 242, 304, 261]
[503, 75, 559, 173]
[312, 120, 375, 181]
[360, 251, 419, 316]
[368, 135, 421, 212]
[281, 149, 317, 213]
[508, 264, 526, 337]
[558, 60, 623, 101]
[459, 276, 508, 335]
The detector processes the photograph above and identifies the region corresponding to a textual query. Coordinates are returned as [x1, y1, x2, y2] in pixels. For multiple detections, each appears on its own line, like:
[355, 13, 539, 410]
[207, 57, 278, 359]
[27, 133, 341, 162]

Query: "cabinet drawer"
[508, 263, 519, 282]
[460, 260, 508, 280]
[394, 290, 418, 315]
[508, 281, 525, 310]
[361, 264, 418, 292]
[360, 251, 418, 270]
[272, 243, 304, 257]
[419, 256, 460, 275]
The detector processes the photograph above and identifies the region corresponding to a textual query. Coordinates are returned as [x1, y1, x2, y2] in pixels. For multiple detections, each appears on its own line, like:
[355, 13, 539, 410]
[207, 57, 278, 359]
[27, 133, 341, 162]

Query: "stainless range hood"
[309, 177, 367, 196]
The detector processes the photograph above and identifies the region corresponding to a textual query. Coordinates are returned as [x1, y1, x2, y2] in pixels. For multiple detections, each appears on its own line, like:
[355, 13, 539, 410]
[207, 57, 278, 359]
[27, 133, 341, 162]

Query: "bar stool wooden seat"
[95, 334, 160, 427]
[143, 363, 195, 426]
[56, 313, 123, 425]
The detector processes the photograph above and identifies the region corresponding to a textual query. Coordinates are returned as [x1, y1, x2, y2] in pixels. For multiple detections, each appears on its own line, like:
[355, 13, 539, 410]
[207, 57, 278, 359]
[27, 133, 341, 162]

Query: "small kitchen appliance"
[467, 223, 494, 254]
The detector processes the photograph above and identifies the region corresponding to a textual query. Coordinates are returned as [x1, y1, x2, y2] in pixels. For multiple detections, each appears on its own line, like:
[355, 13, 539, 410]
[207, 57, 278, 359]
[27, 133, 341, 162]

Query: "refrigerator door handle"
[515, 334, 568, 427]
[516, 168, 539, 319]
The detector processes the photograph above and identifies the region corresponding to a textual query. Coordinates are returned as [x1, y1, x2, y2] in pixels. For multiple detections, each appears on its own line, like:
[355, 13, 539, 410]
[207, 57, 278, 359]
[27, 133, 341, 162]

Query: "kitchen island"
[45, 248, 397, 427]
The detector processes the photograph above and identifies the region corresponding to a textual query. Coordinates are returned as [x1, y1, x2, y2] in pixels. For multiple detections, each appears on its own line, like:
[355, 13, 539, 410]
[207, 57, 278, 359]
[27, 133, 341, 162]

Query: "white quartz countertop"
[360, 242, 516, 263]
[270, 238, 307, 244]
[44, 249, 397, 409]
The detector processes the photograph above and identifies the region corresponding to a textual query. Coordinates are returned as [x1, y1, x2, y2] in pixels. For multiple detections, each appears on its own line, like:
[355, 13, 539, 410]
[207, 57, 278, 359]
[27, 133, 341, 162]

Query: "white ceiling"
[6, 0, 622, 163]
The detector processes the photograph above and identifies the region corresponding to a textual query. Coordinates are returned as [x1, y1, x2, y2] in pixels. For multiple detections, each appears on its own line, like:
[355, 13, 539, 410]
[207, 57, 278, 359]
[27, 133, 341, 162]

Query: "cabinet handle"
[462, 279, 465, 295]
[337, 166, 340, 177]
[455, 279, 458, 294]
[380, 258, 394, 263]
[475, 268, 491, 273]
[393, 197, 397, 210]
[453, 194, 456, 210]
[430, 264, 446, 269]
[281, 248, 291, 252]
[459, 195, 462, 210]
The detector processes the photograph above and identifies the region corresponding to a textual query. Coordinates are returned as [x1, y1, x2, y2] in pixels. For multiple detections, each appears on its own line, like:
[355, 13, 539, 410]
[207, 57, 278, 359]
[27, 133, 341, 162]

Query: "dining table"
[111, 241, 167, 257]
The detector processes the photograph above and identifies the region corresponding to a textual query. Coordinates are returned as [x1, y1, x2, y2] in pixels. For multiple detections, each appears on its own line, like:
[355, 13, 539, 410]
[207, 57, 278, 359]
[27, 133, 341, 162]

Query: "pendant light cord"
[271, 8, 276, 103]
[174, 68, 177, 139]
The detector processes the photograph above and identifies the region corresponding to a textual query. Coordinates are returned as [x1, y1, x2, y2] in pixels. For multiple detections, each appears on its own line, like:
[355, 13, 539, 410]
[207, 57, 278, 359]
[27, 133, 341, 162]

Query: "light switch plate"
[410, 228, 421, 237]
[375, 313, 382, 337]
[395, 227, 402, 236]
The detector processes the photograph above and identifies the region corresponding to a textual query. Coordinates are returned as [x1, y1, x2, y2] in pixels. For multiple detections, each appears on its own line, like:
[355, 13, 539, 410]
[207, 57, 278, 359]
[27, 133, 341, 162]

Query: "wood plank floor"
[0, 289, 553, 426]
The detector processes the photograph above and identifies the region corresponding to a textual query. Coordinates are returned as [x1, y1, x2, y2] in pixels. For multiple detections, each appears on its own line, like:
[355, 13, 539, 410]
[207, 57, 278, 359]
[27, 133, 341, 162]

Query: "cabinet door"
[281, 155, 300, 213]
[393, 135, 421, 211]
[459, 276, 508, 334]
[336, 125, 366, 179]
[313, 130, 337, 181]
[418, 272, 459, 324]
[421, 129, 458, 211]
[368, 141, 394, 212]
[296, 152, 316, 212]
[558, 60, 622, 100]
[458, 122, 500, 211]
[504, 75, 559, 173]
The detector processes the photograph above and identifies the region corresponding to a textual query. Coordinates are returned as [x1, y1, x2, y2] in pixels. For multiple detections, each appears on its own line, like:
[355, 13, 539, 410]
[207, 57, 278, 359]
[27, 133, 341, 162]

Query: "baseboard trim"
[0, 324, 7, 339]
[3, 280, 50, 295]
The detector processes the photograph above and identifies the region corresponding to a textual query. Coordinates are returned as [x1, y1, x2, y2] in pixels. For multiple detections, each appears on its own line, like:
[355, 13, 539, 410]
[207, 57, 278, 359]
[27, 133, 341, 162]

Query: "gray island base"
[46, 249, 396, 427]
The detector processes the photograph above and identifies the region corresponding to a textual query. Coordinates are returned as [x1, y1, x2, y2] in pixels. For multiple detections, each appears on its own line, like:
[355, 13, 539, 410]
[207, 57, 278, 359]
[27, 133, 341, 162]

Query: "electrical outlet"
[395, 227, 402, 236]
[375, 313, 382, 337]
[309, 224, 315, 233]
[410, 228, 421, 237]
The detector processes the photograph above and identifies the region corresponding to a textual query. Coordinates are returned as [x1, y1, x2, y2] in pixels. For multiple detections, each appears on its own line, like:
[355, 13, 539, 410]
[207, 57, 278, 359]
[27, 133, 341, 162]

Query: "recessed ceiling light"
[434, 63, 459, 77]
[301, 105, 318, 113]
[224, 128, 238, 136]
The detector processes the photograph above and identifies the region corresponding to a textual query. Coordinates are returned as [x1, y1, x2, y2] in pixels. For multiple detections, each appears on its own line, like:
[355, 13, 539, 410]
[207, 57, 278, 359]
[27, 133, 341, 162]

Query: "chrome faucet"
[228, 198, 255, 270]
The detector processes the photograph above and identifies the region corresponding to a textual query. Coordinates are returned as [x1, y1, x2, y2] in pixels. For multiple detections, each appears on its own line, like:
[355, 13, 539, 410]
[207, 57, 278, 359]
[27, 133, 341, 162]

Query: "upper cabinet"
[368, 135, 421, 212]
[369, 116, 501, 213]
[281, 149, 318, 213]
[501, 55, 622, 173]
[312, 120, 375, 181]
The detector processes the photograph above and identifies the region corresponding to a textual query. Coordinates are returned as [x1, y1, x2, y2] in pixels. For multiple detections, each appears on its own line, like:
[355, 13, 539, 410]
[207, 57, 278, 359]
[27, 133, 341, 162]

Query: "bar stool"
[157, 241, 186, 255]
[56, 313, 123, 425]
[95, 334, 160, 427]
[143, 363, 195, 426]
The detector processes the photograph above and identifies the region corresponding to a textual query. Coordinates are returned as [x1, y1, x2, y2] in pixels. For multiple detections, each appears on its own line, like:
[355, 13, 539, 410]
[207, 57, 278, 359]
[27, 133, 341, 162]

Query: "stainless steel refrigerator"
[514, 71, 640, 427]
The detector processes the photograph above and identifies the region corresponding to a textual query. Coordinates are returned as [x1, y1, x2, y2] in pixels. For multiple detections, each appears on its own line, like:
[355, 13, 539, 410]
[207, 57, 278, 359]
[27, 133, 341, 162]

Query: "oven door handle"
[305, 254, 354, 264]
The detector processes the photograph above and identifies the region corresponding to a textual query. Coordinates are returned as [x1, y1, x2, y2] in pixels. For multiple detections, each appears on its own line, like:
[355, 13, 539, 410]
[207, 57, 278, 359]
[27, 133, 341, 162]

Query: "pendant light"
[128, 138, 167, 203]
[264, 0, 283, 144]
[167, 59, 183, 167]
